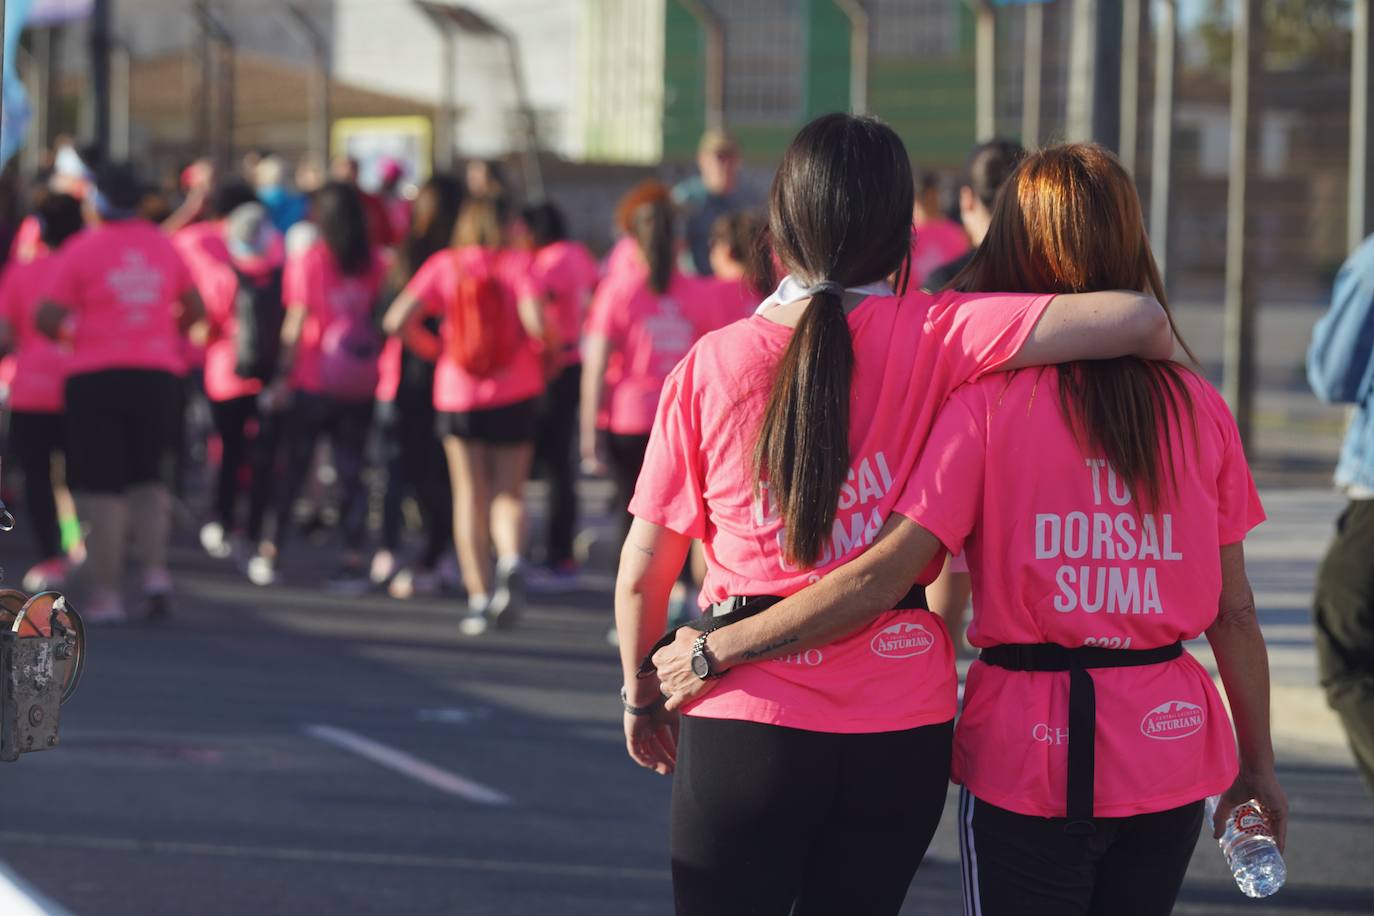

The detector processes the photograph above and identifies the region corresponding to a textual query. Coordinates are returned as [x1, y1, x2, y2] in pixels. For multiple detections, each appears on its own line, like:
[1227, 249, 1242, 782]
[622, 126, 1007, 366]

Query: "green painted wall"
[662, 1, 706, 160]
[660, 1, 976, 169]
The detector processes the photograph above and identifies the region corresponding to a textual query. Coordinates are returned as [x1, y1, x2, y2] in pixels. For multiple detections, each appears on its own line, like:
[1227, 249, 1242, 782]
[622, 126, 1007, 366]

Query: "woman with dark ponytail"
[579, 181, 731, 542]
[616, 116, 1175, 914]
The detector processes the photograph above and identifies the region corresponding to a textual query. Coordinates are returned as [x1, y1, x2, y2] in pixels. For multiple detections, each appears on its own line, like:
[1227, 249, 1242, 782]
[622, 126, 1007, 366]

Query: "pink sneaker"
[22, 557, 70, 592]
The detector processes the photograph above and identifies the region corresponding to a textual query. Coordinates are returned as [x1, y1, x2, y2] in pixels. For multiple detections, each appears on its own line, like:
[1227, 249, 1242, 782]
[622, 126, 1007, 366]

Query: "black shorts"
[958, 788, 1204, 916]
[435, 397, 538, 445]
[64, 369, 181, 494]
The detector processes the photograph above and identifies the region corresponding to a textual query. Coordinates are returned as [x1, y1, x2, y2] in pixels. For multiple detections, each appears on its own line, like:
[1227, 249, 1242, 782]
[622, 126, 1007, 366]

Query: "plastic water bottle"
[1205, 795, 1287, 898]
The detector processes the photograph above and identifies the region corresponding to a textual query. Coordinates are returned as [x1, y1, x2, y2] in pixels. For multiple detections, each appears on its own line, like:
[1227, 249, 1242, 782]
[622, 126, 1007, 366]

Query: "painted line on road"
[304, 724, 511, 806]
[0, 861, 73, 915]
[0, 831, 669, 882]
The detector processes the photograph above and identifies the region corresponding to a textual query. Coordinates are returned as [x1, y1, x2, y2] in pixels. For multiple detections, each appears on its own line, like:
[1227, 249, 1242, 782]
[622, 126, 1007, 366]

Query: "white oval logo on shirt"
[870, 622, 935, 659]
[1140, 700, 1205, 740]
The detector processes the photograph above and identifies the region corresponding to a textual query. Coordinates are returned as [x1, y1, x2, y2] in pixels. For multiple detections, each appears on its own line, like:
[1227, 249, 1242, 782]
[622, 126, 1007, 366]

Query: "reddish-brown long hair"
[950, 143, 1198, 510]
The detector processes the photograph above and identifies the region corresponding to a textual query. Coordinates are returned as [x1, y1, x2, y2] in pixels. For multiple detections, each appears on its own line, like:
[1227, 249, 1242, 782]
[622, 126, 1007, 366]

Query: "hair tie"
[803, 280, 845, 298]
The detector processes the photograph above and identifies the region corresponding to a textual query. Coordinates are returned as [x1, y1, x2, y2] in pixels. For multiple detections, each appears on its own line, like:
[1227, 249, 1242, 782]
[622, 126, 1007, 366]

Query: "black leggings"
[605, 431, 650, 544]
[959, 789, 1204, 916]
[208, 395, 280, 543]
[534, 363, 580, 566]
[671, 716, 954, 916]
[270, 392, 373, 554]
[9, 411, 65, 559]
[378, 390, 452, 569]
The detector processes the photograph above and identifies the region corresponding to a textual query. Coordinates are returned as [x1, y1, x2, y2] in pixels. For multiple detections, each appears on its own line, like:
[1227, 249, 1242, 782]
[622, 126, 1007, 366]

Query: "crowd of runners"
[0, 112, 1301, 915]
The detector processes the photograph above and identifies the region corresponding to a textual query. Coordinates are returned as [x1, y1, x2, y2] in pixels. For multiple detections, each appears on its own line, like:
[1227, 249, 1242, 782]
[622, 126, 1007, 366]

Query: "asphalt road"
[0, 489, 1368, 915]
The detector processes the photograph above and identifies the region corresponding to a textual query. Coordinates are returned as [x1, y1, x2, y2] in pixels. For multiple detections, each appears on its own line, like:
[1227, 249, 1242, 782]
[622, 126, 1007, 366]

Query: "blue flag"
[1, 0, 35, 167]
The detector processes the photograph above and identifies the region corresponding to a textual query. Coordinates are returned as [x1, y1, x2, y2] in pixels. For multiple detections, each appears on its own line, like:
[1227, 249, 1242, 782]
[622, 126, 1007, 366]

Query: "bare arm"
[579, 334, 611, 470]
[381, 289, 424, 337]
[927, 554, 972, 634]
[516, 293, 546, 342]
[653, 516, 944, 710]
[1003, 291, 1174, 370]
[178, 288, 207, 336]
[271, 304, 308, 384]
[615, 518, 691, 775]
[1205, 541, 1287, 850]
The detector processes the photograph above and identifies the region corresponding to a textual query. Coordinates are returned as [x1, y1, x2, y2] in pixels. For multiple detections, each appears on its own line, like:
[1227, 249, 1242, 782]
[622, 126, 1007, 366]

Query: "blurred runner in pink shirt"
[248, 182, 388, 592]
[35, 162, 206, 624]
[909, 171, 971, 287]
[196, 203, 286, 563]
[579, 181, 736, 545]
[383, 195, 550, 636]
[521, 201, 600, 574]
[0, 194, 85, 591]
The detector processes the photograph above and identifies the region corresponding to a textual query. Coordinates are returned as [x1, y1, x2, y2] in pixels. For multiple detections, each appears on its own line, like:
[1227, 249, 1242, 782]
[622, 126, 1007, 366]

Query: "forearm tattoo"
[741, 636, 799, 660]
[632, 542, 655, 557]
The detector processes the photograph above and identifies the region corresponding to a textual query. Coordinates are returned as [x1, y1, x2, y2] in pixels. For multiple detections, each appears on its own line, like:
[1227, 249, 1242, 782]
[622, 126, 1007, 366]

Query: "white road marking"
[304, 724, 511, 805]
[0, 831, 666, 882]
[0, 861, 74, 915]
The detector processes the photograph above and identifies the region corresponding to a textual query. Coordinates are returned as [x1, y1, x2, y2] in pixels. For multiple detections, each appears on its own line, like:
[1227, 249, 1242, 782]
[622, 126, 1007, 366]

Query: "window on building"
[870, 0, 961, 59]
[721, 0, 804, 125]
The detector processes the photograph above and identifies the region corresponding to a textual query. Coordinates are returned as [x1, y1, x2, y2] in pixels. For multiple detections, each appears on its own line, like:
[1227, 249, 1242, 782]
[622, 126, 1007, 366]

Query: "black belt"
[979, 641, 1184, 831]
[638, 583, 928, 679]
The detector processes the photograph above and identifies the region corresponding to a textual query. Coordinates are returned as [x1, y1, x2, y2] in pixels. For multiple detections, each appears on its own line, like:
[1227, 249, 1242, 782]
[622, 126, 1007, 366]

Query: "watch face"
[691, 653, 711, 678]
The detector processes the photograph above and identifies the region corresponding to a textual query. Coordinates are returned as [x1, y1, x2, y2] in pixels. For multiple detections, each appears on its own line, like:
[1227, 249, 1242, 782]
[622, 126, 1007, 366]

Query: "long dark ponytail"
[755, 114, 915, 567]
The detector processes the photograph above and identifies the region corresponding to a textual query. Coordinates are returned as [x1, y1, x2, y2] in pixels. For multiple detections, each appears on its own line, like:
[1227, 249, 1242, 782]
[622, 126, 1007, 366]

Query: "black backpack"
[233, 266, 285, 382]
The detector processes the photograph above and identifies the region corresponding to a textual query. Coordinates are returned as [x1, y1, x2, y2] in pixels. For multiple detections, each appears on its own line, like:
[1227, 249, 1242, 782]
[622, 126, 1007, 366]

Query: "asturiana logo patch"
[1140, 700, 1205, 740]
[871, 621, 935, 659]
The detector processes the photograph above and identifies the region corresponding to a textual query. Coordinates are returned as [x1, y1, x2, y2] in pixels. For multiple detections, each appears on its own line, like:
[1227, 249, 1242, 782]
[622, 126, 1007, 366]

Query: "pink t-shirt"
[282, 241, 387, 395]
[897, 366, 1264, 817]
[0, 256, 68, 412]
[9, 216, 46, 265]
[404, 246, 545, 413]
[910, 219, 971, 287]
[174, 220, 233, 372]
[630, 290, 1053, 733]
[585, 271, 737, 436]
[201, 257, 284, 403]
[531, 240, 600, 369]
[44, 221, 193, 376]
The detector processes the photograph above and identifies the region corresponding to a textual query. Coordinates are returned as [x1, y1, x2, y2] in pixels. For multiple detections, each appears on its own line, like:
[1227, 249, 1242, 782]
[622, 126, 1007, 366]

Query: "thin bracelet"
[620, 686, 664, 716]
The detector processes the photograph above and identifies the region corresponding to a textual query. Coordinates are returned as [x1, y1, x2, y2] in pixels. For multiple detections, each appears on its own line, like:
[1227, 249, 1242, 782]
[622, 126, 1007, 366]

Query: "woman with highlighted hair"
[650, 143, 1285, 916]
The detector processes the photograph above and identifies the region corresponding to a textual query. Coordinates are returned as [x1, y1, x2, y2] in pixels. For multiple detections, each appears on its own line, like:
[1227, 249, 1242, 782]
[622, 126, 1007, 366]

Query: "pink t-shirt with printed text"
[282, 241, 387, 395]
[910, 218, 971, 287]
[0, 256, 68, 412]
[404, 246, 545, 413]
[585, 270, 739, 436]
[44, 221, 193, 377]
[897, 366, 1264, 817]
[630, 290, 1053, 733]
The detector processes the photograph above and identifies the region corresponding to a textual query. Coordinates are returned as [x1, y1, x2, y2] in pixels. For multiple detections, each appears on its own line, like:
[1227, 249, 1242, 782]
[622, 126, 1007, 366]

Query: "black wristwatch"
[690, 632, 722, 680]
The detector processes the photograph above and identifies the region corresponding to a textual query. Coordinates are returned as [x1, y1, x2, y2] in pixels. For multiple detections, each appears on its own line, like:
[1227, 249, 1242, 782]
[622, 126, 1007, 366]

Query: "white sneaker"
[388, 567, 439, 600]
[370, 550, 397, 585]
[247, 555, 277, 587]
[199, 522, 232, 560]
[488, 557, 525, 630]
[459, 596, 491, 636]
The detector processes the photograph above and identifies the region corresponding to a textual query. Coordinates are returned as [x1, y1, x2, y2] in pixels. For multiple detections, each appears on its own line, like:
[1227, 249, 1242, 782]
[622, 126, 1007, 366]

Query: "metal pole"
[1119, 0, 1141, 173]
[438, 29, 455, 170]
[90, 0, 112, 155]
[1022, 2, 1043, 148]
[834, 0, 869, 114]
[503, 32, 544, 201]
[284, 5, 331, 172]
[975, 4, 995, 141]
[1149, 0, 1177, 285]
[110, 40, 131, 160]
[1067, 0, 1095, 141]
[1223, 0, 1262, 450]
[681, 0, 725, 131]
[1350, 0, 1374, 248]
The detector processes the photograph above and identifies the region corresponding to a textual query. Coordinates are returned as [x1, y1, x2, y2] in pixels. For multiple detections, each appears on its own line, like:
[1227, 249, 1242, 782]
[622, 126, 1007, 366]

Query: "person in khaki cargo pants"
[1308, 233, 1374, 796]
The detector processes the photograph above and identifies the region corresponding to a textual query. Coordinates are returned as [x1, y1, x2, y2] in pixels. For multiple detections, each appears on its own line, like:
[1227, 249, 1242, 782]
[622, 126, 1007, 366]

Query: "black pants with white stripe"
[671, 716, 954, 916]
[958, 789, 1203, 916]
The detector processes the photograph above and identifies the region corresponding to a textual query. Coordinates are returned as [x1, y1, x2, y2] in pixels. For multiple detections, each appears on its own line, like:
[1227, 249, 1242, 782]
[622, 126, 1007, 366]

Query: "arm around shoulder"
[1006, 291, 1172, 370]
